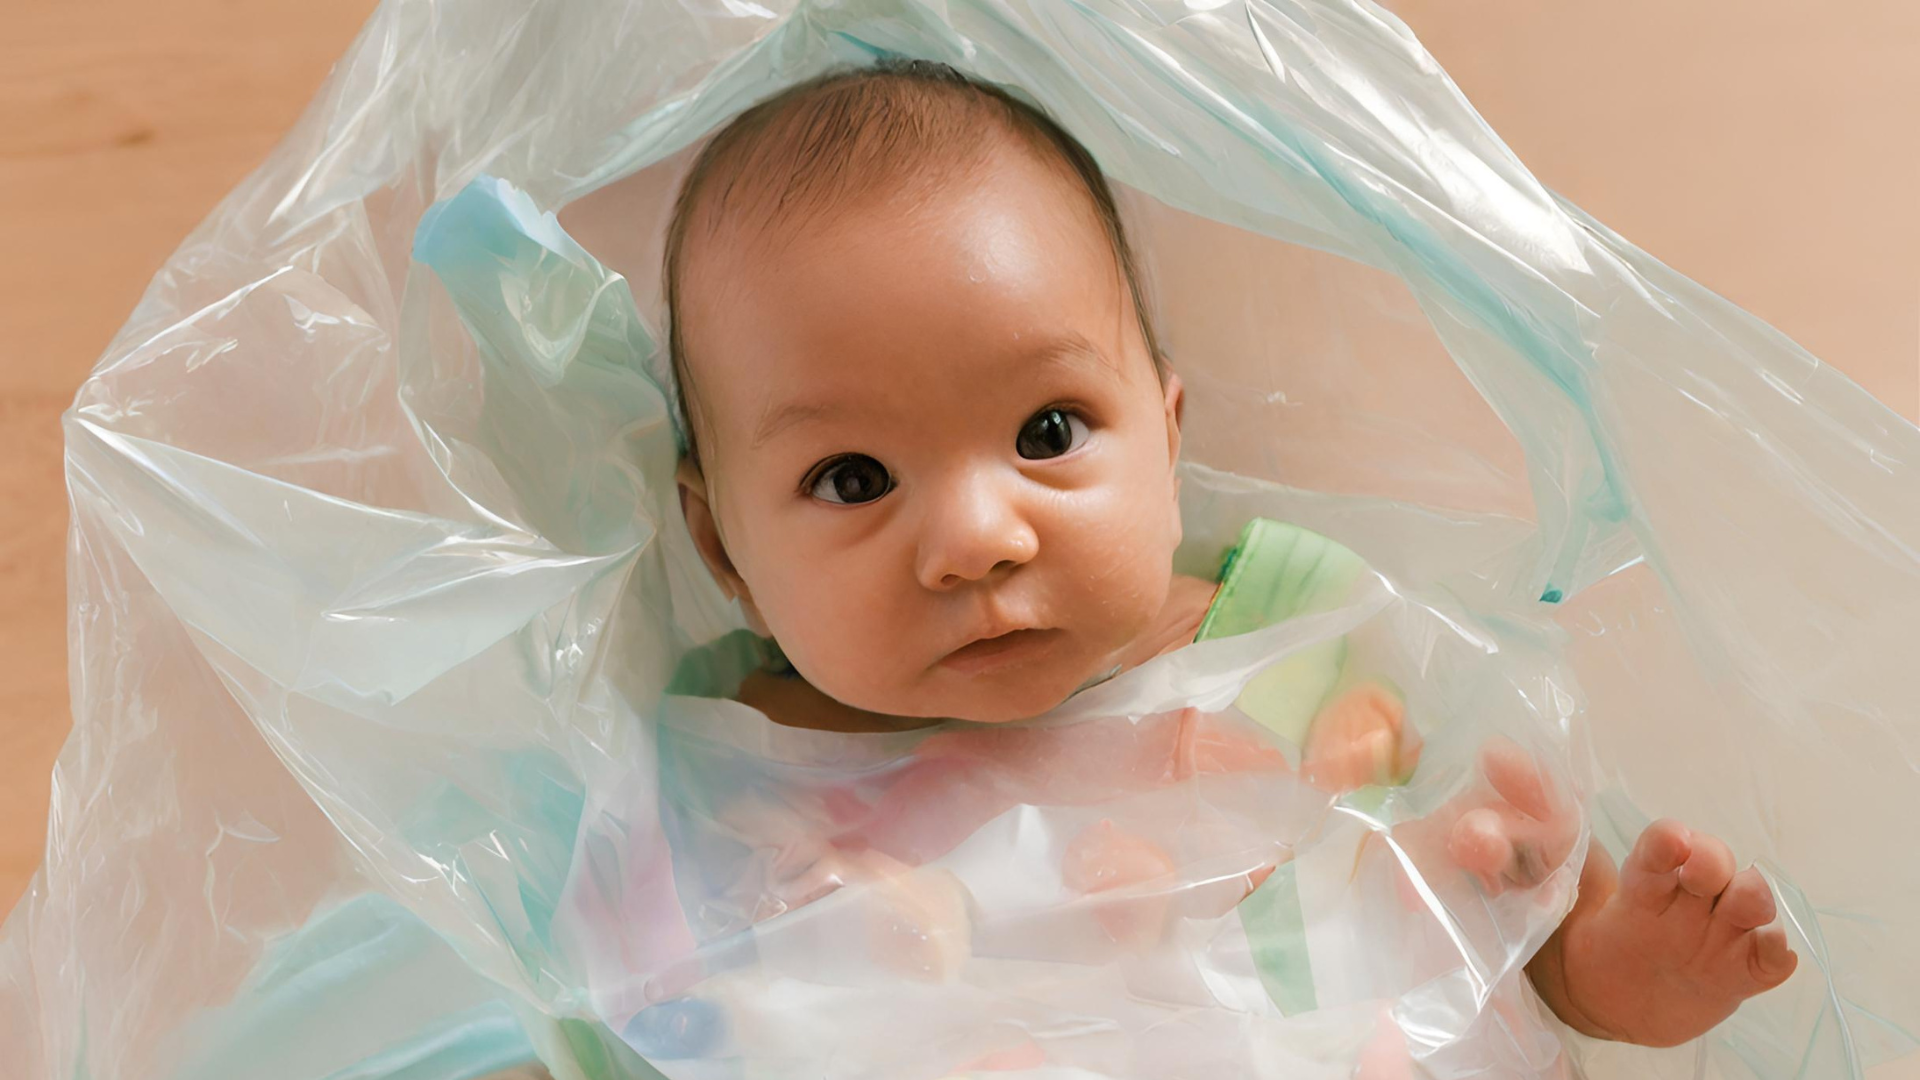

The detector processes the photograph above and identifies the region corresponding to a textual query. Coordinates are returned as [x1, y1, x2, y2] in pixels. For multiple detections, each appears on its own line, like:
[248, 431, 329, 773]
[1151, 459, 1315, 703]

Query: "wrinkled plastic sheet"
[4, 1, 1918, 1079]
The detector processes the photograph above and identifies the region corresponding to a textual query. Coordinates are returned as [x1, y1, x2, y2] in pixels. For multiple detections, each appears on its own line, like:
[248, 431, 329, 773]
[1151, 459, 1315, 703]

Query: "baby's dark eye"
[1016, 408, 1089, 460]
[809, 455, 893, 505]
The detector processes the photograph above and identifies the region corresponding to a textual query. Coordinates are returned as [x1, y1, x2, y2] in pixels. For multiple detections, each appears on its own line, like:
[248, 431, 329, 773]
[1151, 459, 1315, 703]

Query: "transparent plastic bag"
[4, 1, 1917, 1079]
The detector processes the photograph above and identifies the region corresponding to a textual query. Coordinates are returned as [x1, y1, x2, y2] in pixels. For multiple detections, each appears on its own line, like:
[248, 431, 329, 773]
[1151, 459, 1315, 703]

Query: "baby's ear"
[1161, 371, 1186, 467]
[676, 457, 753, 607]
[1162, 372, 1186, 544]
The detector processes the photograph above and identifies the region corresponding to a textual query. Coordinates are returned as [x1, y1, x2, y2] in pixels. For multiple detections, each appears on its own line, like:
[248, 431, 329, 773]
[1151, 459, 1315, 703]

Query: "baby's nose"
[915, 473, 1038, 589]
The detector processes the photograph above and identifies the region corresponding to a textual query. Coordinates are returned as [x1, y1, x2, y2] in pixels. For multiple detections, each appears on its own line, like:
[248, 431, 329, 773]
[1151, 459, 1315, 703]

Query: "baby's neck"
[736, 669, 943, 734]
[1116, 572, 1220, 669]
[738, 573, 1220, 733]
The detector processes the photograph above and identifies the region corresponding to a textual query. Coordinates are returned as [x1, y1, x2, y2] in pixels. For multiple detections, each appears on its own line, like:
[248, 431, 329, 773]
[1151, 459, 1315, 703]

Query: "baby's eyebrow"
[1025, 332, 1121, 378]
[751, 399, 838, 450]
[749, 333, 1118, 448]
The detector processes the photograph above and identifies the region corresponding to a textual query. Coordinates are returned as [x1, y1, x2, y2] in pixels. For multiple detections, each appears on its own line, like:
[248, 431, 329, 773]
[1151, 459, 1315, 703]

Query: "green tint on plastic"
[1240, 863, 1320, 1018]
[166, 897, 537, 1080]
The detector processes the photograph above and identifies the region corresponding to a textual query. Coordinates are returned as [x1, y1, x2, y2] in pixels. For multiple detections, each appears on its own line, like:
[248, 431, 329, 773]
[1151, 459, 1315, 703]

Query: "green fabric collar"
[1194, 518, 1367, 643]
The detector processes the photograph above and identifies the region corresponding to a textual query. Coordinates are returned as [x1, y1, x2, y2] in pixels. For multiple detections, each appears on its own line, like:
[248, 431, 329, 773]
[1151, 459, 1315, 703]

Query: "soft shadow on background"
[2, 0, 1914, 970]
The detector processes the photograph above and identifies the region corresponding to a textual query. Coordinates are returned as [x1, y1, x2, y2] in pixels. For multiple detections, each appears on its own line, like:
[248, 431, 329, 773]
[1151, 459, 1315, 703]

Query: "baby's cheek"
[1063, 512, 1175, 636]
[766, 580, 873, 669]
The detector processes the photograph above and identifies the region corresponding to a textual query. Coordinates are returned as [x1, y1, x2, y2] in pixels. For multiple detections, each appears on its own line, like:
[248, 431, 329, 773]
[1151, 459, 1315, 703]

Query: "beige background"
[1, 0, 1914, 1068]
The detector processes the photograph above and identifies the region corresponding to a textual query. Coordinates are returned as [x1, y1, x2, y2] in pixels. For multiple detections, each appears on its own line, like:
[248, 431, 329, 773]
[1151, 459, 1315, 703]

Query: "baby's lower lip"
[939, 628, 1063, 674]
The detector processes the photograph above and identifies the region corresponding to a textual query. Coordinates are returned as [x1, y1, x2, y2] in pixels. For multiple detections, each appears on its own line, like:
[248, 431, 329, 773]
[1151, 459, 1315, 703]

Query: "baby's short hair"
[663, 59, 1164, 467]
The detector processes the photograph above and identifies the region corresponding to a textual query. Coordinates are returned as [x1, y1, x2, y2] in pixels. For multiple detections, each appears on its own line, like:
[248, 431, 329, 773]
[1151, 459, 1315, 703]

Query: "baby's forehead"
[683, 129, 1089, 277]
[673, 132, 1116, 373]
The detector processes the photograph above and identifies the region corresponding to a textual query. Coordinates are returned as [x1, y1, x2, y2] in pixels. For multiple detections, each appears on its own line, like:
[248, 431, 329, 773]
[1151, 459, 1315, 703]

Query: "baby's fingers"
[1479, 739, 1558, 823]
[1448, 807, 1515, 893]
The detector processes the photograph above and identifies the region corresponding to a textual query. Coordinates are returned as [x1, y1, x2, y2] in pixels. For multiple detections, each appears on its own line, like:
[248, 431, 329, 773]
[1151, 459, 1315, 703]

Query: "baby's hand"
[1442, 738, 1581, 893]
[1384, 738, 1581, 896]
[1528, 820, 1798, 1046]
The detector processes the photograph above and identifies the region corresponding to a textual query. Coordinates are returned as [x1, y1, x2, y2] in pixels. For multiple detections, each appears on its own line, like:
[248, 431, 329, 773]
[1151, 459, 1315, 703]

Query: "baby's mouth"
[939, 627, 1064, 674]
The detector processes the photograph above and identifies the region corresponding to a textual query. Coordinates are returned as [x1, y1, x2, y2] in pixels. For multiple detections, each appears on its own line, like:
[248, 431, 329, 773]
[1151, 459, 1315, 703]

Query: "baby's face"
[677, 143, 1184, 723]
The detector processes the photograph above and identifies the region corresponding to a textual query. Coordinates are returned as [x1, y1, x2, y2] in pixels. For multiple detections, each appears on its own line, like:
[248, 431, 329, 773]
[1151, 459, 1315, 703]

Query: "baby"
[660, 60, 1795, 1060]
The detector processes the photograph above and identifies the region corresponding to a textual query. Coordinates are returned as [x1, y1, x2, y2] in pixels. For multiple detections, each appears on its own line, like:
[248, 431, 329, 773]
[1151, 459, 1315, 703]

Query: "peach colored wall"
[1386, 0, 1919, 420]
[2, 5, 1913, 1071]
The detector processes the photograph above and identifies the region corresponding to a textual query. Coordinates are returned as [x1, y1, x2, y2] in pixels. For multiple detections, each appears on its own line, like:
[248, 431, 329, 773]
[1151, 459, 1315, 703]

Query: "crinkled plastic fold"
[4, 2, 1917, 1079]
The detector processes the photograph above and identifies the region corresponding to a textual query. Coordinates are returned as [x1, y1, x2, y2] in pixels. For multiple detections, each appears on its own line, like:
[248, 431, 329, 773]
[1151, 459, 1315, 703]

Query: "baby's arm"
[1412, 744, 1798, 1047]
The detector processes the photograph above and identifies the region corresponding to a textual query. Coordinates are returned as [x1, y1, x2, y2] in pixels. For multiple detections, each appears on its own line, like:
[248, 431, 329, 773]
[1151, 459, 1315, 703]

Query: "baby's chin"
[867, 665, 1096, 725]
